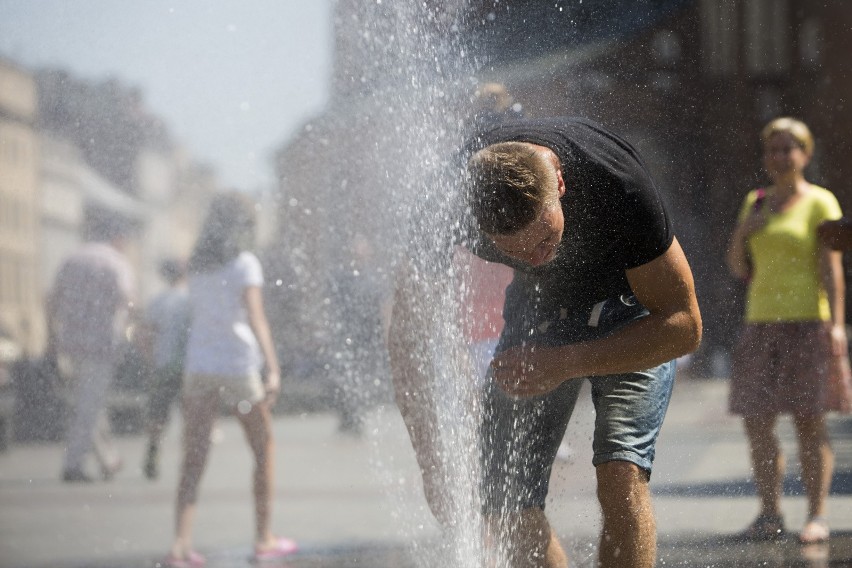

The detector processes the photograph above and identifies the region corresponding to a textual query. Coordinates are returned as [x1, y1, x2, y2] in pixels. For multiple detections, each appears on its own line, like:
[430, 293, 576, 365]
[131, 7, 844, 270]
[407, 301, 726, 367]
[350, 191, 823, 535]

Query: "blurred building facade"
[38, 134, 146, 320]
[269, 0, 418, 393]
[273, 0, 852, 380]
[0, 58, 40, 356]
[0, 60, 220, 357]
[36, 70, 219, 302]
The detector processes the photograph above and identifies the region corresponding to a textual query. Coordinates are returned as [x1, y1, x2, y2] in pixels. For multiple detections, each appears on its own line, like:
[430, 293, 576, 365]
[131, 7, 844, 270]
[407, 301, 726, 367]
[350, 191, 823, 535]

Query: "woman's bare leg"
[170, 390, 219, 559]
[743, 414, 784, 517]
[236, 400, 276, 548]
[794, 412, 833, 541]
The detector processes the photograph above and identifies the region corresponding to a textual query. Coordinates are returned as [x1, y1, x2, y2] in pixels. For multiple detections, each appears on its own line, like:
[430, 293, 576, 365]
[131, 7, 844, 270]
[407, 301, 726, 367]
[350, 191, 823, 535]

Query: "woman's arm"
[726, 207, 765, 280]
[819, 245, 847, 356]
[244, 285, 281, 403]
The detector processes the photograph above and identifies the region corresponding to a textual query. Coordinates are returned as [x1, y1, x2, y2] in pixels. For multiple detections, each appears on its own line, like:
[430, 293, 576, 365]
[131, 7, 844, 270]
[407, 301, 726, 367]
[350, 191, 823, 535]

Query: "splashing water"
[327, 1, 495, 565]
[341, 3, 489, 566]
[273, 1, 518, 565]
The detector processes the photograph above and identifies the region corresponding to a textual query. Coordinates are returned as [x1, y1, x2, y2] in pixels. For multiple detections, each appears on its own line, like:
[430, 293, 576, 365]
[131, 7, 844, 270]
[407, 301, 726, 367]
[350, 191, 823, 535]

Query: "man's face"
[486, 146, 565, 267]
[488, 201, 565, 267]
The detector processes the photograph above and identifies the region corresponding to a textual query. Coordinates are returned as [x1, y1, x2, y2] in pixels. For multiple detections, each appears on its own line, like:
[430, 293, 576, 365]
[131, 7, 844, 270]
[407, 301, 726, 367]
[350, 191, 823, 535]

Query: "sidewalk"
[1, 376, 850, 567]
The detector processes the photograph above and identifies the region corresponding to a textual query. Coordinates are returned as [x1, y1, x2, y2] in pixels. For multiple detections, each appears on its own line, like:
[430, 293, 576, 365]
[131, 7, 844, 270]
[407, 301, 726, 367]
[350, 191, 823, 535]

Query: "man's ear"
[548, 150, 566, 197]
[555, 166, 566, 197]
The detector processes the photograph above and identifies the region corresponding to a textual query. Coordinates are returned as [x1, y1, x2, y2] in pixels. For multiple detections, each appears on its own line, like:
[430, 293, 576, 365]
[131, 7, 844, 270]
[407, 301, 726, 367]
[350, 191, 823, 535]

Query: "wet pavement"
[1, 376, 851, 567]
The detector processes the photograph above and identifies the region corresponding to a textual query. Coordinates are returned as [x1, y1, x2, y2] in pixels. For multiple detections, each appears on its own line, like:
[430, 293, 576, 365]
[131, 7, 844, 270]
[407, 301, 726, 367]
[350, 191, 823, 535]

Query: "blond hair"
[761, 117, 814, 156]
[467, 142, 558, 235]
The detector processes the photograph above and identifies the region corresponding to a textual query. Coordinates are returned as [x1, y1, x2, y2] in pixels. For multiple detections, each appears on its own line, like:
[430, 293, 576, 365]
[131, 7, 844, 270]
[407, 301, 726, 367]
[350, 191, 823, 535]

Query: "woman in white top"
[166, 193, 296, 567]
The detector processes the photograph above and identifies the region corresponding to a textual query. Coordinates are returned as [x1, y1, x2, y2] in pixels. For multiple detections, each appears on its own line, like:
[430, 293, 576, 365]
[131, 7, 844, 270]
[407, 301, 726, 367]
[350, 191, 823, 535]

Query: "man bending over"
[389, 117, 702, 567]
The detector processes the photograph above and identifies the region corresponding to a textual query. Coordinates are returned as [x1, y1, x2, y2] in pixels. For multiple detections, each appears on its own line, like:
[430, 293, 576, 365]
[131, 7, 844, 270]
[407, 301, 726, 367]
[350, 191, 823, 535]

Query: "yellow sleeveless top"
[738, 185, 842, 323]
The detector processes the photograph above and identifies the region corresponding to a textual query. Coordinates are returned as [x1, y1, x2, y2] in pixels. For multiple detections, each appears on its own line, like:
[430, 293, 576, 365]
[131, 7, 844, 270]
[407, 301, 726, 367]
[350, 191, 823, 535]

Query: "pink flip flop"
[162, 550, 206, 568]
[254, 537, 298, 562]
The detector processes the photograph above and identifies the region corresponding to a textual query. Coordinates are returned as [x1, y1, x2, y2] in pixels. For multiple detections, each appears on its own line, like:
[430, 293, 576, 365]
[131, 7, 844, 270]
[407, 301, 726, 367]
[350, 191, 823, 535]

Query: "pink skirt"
[729, 321, 836, 416]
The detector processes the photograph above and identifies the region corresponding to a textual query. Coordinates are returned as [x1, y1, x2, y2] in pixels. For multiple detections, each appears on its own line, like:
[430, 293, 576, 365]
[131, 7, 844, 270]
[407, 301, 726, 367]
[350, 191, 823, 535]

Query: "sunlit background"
[1, 1, 852, 567]
[0, 0, 332, 191]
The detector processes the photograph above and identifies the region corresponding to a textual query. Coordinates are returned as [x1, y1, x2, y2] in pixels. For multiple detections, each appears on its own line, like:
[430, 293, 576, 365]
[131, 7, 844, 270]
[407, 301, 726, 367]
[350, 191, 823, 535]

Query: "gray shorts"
[480, 295, 676, 513]
[183, 371, 265, 408]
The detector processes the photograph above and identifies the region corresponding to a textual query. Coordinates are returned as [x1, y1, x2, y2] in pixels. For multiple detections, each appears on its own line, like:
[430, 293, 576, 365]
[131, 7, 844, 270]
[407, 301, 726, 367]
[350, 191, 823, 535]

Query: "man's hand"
[492, 237, 700, 388]
[490, 345, 565, 397]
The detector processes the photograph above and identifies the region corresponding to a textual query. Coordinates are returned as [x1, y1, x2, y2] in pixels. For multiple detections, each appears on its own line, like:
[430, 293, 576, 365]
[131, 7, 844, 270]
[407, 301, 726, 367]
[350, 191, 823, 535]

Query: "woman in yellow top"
[726, 117, 846, 545]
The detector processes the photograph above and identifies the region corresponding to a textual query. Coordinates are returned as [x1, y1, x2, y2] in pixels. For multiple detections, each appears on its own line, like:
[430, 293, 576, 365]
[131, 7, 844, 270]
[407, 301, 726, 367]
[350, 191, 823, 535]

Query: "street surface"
[1, 377, 851, 567]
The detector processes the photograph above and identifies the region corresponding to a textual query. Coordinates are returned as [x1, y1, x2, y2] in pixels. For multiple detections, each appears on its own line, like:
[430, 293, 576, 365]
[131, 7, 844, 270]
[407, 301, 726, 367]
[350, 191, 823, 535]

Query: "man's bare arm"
[492, 237, 702, 396]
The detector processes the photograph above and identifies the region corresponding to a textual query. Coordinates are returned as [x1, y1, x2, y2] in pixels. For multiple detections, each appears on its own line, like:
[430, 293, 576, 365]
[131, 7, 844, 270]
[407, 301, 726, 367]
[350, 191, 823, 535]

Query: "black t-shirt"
[464, 117, 673, 318]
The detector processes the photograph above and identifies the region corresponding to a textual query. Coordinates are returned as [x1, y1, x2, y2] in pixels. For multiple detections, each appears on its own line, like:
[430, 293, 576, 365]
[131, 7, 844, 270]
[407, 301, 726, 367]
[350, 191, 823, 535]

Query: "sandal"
[101, 457, 123, 482]
[253, 537, 298, 562]
[733, 513, 785, 541]
[799, 516, 830, 544]
[162, 551, 206, 568]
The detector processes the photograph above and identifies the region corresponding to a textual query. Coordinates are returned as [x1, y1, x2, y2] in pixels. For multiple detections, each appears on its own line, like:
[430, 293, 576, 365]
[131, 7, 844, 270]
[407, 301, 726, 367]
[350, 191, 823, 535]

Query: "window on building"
[799, 17, 822, 69]
[0, 258, 8, 304]
[0, 194, 7, 236]
[2, 195, 17, 236]
[18, 258, 31, 307]
[9, 257, 21, 309]
[754, 86, 783, 122]
[744, 0, 790, 76]
[652, 30, 681, 68]
[2, 135, 18, 166]
[700, 0, 739, 76]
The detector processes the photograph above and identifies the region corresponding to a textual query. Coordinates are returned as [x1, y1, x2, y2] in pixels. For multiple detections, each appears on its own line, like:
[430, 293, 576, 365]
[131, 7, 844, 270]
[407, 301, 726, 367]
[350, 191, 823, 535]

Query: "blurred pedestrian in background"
[726, 117, 848, 544]
[327, 232, 392, 436]
[468, 81, 524, 133]
[454, 247, 513, 383]
[819, 217, 852, 252]
[451, 81, 518, 422]
[458, 82, 575, 463]
[47, 213, 135, 483]
[456, 82, 520, 382]
[167, 192, 295, 567]
[138, 258, 191, 480]
[817, 220, 852, 411]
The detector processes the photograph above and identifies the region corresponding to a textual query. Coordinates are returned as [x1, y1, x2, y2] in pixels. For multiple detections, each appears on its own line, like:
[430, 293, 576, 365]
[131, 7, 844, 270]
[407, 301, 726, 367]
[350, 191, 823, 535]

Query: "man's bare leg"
[596, 461, 656, 568]
[485, 507, 568, 568]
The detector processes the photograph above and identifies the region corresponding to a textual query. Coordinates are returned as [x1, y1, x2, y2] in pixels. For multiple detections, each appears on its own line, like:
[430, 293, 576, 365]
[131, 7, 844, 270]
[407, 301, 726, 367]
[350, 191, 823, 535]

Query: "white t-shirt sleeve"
[237, 252, 264, 288]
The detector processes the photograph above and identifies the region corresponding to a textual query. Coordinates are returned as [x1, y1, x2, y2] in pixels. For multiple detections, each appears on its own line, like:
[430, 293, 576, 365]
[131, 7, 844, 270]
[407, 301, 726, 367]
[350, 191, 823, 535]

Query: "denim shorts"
[480, 294, 676, 513]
